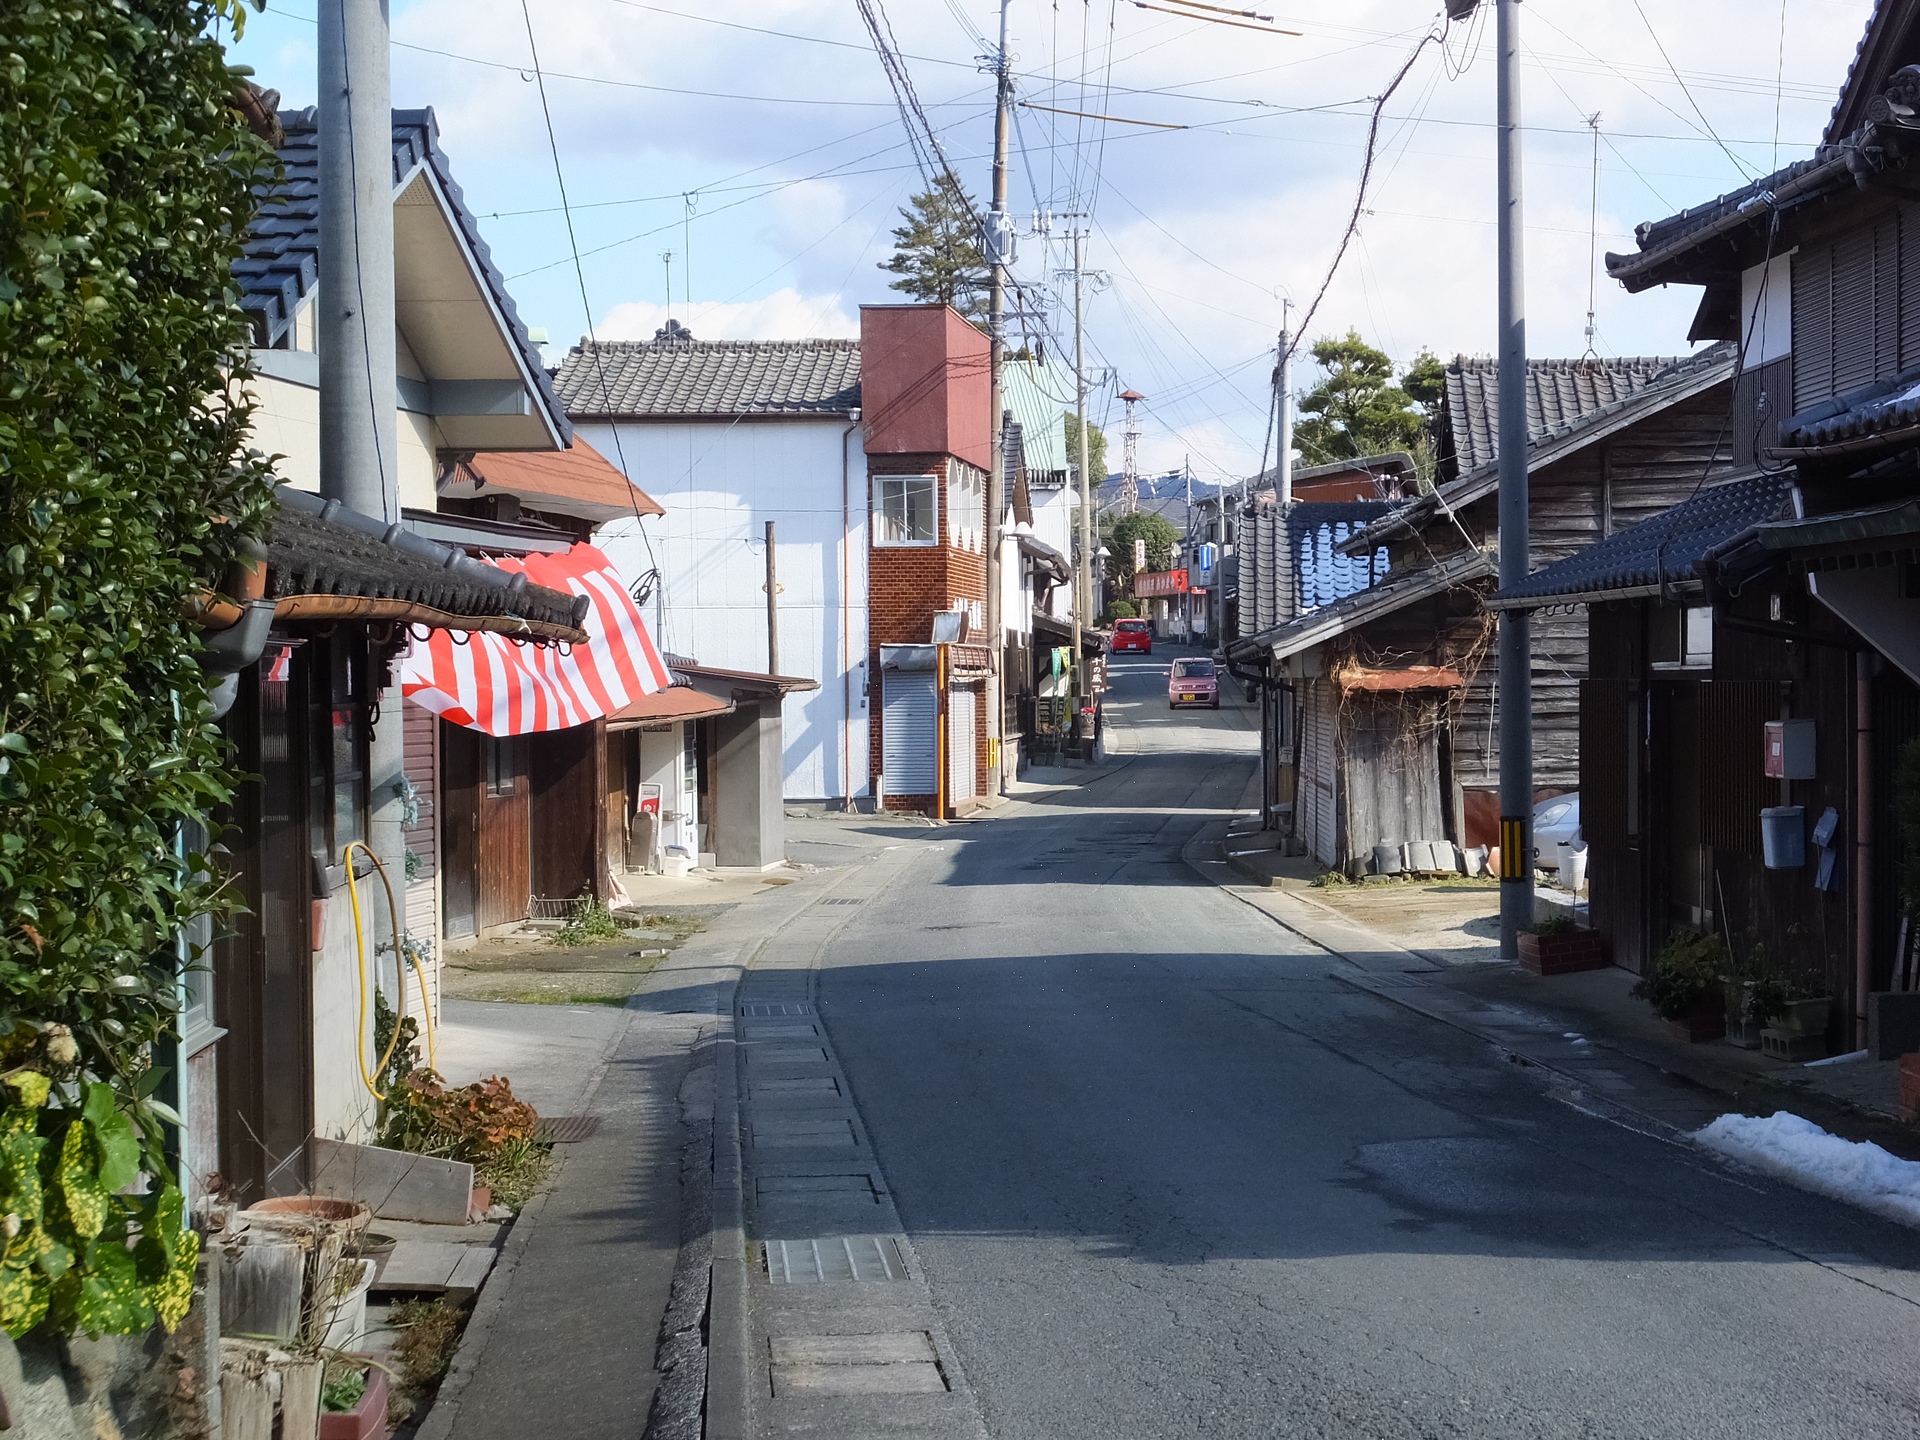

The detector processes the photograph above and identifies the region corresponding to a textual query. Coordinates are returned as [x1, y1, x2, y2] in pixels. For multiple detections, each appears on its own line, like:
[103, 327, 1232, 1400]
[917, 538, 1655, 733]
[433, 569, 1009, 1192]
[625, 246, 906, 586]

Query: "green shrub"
[0, 0, 277, 1338]
[1632, 931, 1727, 1020]
[1104, 600, 1139, 621]
[556, 899, 624, 947]
[1523, 914, 1575, 937]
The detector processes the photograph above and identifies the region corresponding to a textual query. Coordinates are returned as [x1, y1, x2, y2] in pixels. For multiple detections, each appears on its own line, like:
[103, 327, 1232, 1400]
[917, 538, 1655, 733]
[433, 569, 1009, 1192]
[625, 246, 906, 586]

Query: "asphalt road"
[810, 644, 1920, 1439]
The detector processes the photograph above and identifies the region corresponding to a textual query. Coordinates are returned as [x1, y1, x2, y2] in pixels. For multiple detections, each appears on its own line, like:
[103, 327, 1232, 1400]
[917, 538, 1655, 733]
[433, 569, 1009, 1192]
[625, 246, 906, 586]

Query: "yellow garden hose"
[343, 841, 439, 1098]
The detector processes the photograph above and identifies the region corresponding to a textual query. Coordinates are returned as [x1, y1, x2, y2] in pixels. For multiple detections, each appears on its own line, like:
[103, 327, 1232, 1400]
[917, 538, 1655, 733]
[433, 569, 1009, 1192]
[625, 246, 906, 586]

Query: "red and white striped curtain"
[398, 543, 670, 735]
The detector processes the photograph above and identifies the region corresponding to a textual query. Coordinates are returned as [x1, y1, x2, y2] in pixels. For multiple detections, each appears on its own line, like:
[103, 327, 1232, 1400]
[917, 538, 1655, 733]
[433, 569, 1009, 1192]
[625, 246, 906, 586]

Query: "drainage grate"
[534, 1115, 603, 1144]
[740, 1002, 815, 1016]
[819, 898, 864, 907]
[763, 1235, 906, 1284]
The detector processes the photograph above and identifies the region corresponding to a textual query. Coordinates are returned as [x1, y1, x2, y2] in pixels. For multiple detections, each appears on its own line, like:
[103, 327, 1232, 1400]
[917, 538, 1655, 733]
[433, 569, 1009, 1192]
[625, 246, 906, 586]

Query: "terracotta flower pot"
[1518, 928, 1607, 976]
[1664, 992, 1726, 1044]
[318, 1366, 388, 1440]
[240, 1196, 372, 1240]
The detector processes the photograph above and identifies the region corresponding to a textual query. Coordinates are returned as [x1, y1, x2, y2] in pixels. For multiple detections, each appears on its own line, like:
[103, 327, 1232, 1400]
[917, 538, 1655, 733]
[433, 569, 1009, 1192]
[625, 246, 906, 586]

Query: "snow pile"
[1695, 1111, 1920, 1227]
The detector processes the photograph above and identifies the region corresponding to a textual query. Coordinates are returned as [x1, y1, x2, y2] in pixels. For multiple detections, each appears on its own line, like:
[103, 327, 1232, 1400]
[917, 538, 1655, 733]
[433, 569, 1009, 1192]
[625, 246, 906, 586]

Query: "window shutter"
[1698, 681, 1777, 856]
[1899, 202, 1920, 370]
[1793, 244, 1834, 411]
[1876, 213, 1902, 381]
[1831, 228, 1878, 395]
[1579, 678, 1630, 850]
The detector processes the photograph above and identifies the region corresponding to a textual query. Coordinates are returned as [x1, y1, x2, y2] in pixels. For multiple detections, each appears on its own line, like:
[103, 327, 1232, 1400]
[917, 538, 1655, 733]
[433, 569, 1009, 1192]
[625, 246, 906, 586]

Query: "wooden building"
[1494, 0, 1920, 1051]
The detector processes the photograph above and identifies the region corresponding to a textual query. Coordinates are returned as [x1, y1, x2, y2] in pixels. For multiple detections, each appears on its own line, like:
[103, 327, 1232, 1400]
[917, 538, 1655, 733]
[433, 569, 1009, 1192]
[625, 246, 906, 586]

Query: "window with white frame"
[873, 473, 938, 545]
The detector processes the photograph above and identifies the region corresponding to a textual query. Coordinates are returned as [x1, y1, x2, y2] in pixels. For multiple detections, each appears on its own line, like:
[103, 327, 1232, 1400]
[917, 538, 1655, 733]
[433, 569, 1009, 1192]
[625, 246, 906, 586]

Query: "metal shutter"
[1875, 213, 1902, 381]
[1301, 680, 1340, 866]
[1793, 245, 1834, 411]
[1900, 202, 1920, 369]
[882, 668, 938, 795]
[1831, 228, 1878, 396]
[948, 683, 977, 803]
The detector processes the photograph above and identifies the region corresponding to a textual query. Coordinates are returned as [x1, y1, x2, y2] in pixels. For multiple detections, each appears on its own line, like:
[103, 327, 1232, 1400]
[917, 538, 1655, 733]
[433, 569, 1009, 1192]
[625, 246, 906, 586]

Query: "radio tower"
[1119, 389, 1144, 515]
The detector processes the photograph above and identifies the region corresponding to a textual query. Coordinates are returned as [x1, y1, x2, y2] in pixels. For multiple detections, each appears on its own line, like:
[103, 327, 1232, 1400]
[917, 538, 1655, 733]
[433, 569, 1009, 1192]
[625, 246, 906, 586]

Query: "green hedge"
[0, 0, 278, 1336]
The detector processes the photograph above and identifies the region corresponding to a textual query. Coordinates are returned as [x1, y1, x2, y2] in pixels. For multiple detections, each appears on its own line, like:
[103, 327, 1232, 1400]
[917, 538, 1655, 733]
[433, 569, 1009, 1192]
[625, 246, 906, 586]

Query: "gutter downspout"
[842, 417, 860, 810]
[1857, 649, 1875, 1051]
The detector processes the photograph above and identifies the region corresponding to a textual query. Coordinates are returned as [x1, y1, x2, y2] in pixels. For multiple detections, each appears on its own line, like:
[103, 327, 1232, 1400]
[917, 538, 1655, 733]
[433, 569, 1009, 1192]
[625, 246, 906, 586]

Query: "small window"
[874, 474, 938, 546]
[306, 635, 369, 865]
[1651, 605, 1713, 670]
[486, 736, 523, 798]
[948, 463, 986, 553]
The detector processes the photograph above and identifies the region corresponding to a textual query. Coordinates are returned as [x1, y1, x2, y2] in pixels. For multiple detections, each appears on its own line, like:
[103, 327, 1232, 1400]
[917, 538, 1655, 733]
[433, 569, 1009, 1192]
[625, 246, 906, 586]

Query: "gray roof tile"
[554, 339, 862, 418]
[1489, 472, 1794, 606]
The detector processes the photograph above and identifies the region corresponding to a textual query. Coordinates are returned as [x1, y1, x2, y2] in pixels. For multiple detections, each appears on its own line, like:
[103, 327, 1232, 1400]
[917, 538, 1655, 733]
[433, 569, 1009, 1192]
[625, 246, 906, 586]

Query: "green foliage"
[1523, 914, 1575, 937]
[1632, 931, 1727, 1020]
[1104, 601, 1139, 621]
[1294, 331, 1438, 467]
[0, 0, 277, 1338]
[877, 176, 986, 320]
[0, 1065, 200, 1338]
[556, 899, 624, 948]
[321, 1368, 368, 1414]
[1064, 413, 1108, 488]
[1107, 511, 1180, 574]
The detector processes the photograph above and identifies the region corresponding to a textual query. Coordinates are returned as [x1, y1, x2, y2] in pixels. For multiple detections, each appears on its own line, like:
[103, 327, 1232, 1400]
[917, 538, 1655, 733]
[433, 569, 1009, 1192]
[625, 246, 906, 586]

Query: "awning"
[605, 686, 735, 730]
[398, 543, 671, 735]
[1334, 664, 1463, 694]
[674, 662, 820, 700]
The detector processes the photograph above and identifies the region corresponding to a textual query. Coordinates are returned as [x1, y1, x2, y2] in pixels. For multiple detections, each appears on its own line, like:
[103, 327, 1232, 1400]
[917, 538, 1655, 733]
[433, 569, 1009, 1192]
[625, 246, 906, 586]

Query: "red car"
[1168, 657, 1219, 709]
[1112, 618, 1153, 653]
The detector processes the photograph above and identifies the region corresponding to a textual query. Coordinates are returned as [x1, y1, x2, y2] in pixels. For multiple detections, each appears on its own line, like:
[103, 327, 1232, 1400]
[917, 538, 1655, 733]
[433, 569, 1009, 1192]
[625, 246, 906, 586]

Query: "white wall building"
[557, 339, 870, 804]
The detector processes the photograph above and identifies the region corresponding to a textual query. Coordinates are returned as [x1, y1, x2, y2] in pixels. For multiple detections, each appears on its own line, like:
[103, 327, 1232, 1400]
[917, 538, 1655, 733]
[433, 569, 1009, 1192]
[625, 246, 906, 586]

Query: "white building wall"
[582, 419, 872, 803]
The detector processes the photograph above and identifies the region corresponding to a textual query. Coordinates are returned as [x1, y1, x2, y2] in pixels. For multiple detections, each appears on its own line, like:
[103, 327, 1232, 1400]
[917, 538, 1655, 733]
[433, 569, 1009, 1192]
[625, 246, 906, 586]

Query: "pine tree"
[878, 176, 988, 320]
[1293, 331, 1438, 466]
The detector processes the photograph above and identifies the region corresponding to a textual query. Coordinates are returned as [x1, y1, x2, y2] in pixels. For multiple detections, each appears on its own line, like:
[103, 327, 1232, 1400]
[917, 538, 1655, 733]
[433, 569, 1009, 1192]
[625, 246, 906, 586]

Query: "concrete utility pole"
[319, 0, 405, 1002]
[984, 0, 1013, 794]
[1494, 0, 1535, 955]
[1072, 229, 1094, 712]
[319, 0, 397, 521]
[1276, 310, 1294, 506]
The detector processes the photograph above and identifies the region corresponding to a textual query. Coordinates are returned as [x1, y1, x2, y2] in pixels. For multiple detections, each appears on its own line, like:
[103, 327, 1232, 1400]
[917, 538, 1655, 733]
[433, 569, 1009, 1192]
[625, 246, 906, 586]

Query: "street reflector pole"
[1495, 0, 1534, 955]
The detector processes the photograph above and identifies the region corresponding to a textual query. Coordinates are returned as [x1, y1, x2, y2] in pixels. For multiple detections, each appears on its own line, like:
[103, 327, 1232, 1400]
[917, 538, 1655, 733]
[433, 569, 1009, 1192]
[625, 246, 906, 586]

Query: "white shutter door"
[883, 669, 938, 794]
[949, 684, 977, 803]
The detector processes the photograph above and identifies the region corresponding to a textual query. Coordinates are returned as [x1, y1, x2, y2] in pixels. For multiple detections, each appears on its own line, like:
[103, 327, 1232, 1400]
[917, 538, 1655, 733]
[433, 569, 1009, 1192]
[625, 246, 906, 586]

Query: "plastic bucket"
[1761, 805, 1806, 869]
[1568, 845, 1589, 893]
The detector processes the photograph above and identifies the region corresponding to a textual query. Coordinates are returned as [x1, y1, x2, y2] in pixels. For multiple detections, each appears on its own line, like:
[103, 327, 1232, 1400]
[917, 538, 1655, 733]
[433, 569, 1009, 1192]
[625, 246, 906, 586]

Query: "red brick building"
[861, 304, 995, 814]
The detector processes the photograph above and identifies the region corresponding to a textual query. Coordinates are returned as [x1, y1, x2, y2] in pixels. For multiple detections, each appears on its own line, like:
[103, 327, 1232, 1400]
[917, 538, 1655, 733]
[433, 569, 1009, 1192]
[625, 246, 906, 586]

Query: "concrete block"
[310, 1137, 474, 1224]
[1867, 991, 1920, 1060]
[769, 1332, 947, 1395]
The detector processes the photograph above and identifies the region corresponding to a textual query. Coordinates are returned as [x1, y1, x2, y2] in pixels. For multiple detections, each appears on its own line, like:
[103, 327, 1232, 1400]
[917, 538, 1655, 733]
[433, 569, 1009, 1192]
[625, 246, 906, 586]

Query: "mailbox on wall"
[1764, 719, 1815, 780]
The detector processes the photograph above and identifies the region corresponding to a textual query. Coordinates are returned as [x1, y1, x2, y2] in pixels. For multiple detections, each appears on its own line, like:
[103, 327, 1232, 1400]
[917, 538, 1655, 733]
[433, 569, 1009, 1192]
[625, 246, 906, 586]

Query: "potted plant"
[1517, 913, 1607, 975]
[1750, 961, 1832, 1041]
[318, 1361, 389, 1440]
[1633, 931, 1727, 1042]
[1721, 935, 1771, 1049]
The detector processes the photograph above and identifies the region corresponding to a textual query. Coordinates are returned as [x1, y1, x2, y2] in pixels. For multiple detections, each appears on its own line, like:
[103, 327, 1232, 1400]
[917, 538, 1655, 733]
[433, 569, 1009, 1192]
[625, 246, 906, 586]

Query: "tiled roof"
[1442, 349, 1732, 475]
[1228, 547, 1496, 662]
[553, 340, 862, 418]
[233, 107, 567, 439]
[1487, 472, 1795, 608]
[1780, 363, 1920, 448]
[1291, 501, 1393, 613]
[269, 486, 586, 631]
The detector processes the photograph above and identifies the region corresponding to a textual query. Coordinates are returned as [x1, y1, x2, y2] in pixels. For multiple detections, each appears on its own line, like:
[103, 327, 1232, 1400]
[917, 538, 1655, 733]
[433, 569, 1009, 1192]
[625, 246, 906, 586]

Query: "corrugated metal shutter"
[1579, 679, 1630, 850]
[1901, 202, 1920, 369]
[1875, 213, 1902, 380]
[1793, 244, 1833, 410]
[949, 683, 977, 804]
[882, 668, 938, 795]
[1301, 680, 1340, 866]
[1699, 681, 1776, 855]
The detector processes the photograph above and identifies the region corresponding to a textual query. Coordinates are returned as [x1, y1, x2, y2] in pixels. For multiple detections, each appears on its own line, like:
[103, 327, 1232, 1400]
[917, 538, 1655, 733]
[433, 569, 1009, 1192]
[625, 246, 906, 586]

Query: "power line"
[1629, 0, 1757, 180]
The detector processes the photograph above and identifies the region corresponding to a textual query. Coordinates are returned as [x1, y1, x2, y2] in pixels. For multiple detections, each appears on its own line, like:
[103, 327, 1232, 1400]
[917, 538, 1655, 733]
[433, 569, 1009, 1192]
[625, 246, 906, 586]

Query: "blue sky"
[226, 0, 1875, 481]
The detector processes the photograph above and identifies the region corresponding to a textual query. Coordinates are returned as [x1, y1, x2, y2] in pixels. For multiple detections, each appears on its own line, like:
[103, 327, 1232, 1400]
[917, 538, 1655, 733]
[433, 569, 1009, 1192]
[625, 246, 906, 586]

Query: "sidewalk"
[1188, 817, 1920, 1162]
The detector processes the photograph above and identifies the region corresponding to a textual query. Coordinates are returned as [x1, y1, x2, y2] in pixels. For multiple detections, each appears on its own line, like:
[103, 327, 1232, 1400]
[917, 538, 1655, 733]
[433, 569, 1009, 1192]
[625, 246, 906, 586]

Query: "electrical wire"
[1629, 0, 1757, 180]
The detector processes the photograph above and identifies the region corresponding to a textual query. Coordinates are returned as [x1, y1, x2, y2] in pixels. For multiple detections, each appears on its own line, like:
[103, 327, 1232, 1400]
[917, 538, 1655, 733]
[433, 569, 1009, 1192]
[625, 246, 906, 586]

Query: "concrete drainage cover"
[754, 1117, 859, 1148]
[753, 1076, 842, 1097]
[769, 1332, 947, 1396]
[757, 1174, 883, 1204]
[740, 1002, 815, 1017]
[819, 898, 864, 907]
[746, 1045, 832, 1065]
[763, 1236, 907, 1284]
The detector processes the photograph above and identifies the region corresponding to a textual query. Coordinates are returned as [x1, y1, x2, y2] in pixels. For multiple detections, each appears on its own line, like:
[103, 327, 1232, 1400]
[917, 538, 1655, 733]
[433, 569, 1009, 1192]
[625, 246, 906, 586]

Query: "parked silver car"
[1534, 793, 1581, 871]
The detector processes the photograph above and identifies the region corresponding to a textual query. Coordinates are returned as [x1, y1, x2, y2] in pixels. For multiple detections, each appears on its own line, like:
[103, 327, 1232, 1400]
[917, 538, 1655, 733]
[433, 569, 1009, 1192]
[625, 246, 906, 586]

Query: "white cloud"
[596, 288, 857, 342]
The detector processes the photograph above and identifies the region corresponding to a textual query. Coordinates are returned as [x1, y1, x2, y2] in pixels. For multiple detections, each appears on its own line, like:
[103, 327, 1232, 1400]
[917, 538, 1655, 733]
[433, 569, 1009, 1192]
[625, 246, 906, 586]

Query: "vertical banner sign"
[1499, 816, 1528, 880]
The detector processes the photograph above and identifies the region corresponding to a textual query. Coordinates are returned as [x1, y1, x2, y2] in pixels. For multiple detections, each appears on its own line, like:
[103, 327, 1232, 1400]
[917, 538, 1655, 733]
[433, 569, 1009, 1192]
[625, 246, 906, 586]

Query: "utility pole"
[1494, 0, 1534, 955]
[1276, 306, 1294, 506]
[1072, 229, 1094, 720]
[319, 0, 404, 1013]
[983, 0, 1013, 794]
[764, 520, 779, 675]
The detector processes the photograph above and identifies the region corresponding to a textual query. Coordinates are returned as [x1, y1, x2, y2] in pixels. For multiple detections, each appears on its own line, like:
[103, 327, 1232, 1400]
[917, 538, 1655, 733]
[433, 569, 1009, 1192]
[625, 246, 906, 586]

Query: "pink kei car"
[1168, 657, 1219, 709]
[1112, 618, 1153, 653]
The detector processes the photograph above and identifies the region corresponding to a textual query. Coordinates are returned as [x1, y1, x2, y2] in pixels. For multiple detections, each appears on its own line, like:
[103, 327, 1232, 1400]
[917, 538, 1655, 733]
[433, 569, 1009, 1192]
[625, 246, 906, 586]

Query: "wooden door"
[477, 735, 530, 929]
[529, 723, 597, 902]
[440, 721, 481, 939]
